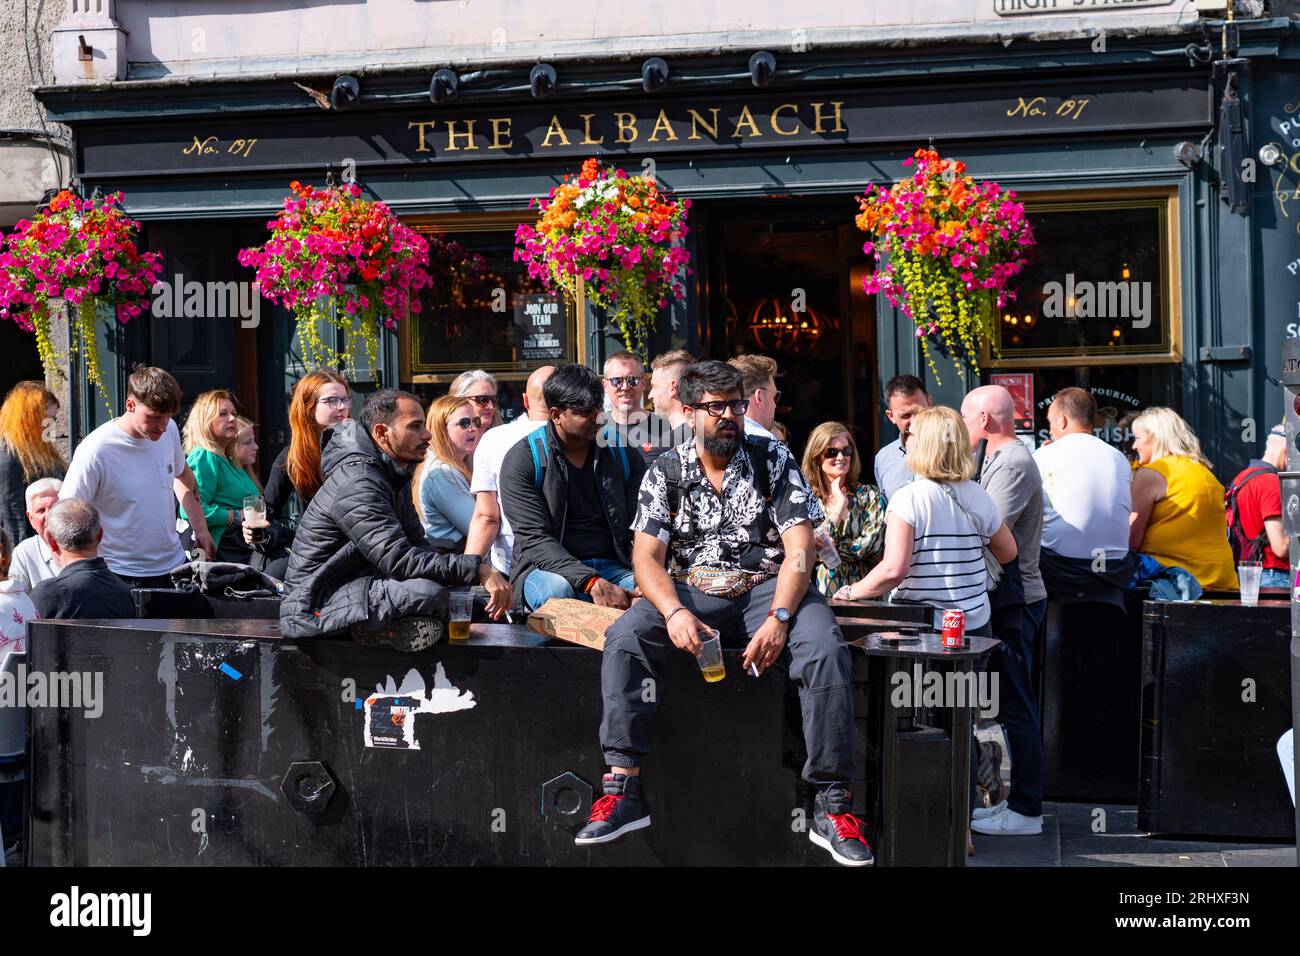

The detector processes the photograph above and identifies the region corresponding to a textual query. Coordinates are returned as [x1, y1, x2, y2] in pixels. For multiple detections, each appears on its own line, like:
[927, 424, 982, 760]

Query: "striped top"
[886, 477, 1003, 631]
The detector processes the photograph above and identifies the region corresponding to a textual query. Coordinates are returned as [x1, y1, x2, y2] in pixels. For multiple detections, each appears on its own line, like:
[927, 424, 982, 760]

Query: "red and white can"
[941, 609, 966, 650]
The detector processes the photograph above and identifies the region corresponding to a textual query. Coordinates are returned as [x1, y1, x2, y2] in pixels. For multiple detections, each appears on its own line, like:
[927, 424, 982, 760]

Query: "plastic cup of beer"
[1238, 561, 1263, 606]
[448, 592, 473, 642]
[242, 495, 269, 545]
[697, 628, 725, 683]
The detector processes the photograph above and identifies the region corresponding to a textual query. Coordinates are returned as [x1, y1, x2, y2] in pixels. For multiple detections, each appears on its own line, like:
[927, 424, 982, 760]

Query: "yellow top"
[1138, 455, 1238, 591]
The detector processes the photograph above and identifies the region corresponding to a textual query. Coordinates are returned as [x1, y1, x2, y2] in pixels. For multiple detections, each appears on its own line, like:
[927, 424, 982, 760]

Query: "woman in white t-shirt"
[835, 406, 1016, 635]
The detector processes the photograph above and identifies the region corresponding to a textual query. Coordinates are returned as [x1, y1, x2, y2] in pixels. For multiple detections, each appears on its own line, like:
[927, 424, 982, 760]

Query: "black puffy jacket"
[279, 419, 481, 636]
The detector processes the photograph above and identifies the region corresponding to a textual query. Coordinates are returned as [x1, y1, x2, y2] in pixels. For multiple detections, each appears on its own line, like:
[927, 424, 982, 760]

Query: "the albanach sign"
[76, 73, 1209, 178]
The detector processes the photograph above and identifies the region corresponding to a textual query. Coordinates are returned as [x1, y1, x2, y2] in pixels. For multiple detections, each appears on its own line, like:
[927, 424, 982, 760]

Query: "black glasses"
[606, 376, 643, 389]
[315, 396, 349, 409]
[466, 395, 497, 408]
[765, 386, 783, 404]
[823, 446, 853, 460]
[451, 416, 483, 430]
[690, 399, 750, 418]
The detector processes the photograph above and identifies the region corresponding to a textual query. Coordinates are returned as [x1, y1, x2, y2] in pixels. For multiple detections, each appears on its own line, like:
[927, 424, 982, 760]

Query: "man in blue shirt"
[873, 375, 931, 501]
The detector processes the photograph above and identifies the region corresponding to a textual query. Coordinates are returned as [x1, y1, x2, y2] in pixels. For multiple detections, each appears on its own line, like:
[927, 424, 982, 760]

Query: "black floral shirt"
[631, 436, 825, 575]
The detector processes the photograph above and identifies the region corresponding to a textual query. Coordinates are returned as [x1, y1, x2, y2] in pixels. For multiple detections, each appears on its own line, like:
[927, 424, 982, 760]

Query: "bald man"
[961, 385, 1045, 836]
[467, 366, 556, 575]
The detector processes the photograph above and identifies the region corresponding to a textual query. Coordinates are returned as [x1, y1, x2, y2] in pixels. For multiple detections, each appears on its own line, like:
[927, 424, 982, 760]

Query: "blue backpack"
[525, 427, 630, 489]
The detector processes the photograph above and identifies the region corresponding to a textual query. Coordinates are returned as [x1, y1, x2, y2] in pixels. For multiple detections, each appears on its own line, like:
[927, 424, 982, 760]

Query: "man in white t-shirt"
[59, 366, 215, 589]
[466, 365, 554, 574]
[1032, 387, 1136, 603]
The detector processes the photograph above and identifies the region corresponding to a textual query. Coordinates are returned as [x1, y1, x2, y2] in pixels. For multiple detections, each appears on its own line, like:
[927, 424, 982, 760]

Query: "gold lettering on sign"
[810, 102, 846, 134]
[1007, 96, 1047, 118]
[489, 117, 512, 150]
[445, 119, 478, 151]
[648, 110, 678, 143]
[541, 115, 571, 148]
[615, 113, 639, 144]
[732, 105, 762, 139]
[770, 103, 800, 136]
[579, 114, 604, 146]
[408, 120, 437, 153]
[688, 108, 720, 141]
[182, 135, 219, 156]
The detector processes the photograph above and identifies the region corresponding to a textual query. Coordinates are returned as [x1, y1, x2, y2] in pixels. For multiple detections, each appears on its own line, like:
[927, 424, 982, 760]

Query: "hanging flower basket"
[513, 158, 692, 361]
[238, 181, 433, 369]
[0, 189, 162, 402]
[855, 148, 1035, 382]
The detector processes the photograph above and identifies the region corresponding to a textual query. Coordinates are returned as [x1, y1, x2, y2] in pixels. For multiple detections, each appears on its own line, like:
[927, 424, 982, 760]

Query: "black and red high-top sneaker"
[574, 772, 651, 845]
[810, 786, 875, 867]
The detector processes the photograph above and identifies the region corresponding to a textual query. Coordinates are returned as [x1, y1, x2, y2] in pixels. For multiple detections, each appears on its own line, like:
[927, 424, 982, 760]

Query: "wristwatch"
[767, 607, 791, 624]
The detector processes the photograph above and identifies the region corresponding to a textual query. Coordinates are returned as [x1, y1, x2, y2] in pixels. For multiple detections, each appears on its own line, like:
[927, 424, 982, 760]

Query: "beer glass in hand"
[243, 495, 269, 546]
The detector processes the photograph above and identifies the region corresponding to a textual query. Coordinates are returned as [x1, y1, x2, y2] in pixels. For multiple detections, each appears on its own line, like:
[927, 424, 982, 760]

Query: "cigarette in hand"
[749, 663, 760, 677]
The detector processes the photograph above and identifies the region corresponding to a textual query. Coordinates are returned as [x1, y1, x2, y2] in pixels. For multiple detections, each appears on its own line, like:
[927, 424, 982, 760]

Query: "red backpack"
[1224, 466, 1274, 562]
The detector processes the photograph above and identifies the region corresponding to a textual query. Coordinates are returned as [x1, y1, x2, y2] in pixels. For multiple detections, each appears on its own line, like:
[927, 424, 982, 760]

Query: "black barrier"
[1140, 598, 1295, 841]
[1039, 589, 1145, 804]
[25, 609, 994, 867]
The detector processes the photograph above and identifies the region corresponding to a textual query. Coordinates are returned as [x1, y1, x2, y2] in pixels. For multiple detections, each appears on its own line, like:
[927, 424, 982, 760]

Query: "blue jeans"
[1260, 568, 1290, 589]
[522, 558, 636, 612]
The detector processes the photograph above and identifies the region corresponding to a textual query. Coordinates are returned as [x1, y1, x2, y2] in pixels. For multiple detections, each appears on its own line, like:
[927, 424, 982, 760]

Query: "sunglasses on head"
[606, 375, 643, 389]
[451, 416, 483, 430]
[466, 395, 497, 407]
[823, 446, 853, 459]
[689, 399, 750, 418]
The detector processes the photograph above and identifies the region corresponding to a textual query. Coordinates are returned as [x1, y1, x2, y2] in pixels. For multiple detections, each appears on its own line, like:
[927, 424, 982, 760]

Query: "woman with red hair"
[258, 371, 351, 570]
[0, 381, 67, 547]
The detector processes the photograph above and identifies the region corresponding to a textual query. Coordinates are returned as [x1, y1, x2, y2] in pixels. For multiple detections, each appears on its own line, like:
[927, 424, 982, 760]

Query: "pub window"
[401, 216, 579, 388]
[989, 192, 1180, 368]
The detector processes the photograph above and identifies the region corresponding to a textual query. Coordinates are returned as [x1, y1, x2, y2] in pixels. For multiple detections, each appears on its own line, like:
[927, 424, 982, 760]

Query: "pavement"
[969, 722, 1297, 868]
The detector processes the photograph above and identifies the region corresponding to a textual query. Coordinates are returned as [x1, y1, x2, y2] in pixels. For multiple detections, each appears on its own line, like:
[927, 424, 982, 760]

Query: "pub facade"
[29, 0, 1300, 480]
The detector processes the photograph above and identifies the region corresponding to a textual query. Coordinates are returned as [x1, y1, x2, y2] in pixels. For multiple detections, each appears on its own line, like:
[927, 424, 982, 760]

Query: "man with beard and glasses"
[574, 360, 873, 867]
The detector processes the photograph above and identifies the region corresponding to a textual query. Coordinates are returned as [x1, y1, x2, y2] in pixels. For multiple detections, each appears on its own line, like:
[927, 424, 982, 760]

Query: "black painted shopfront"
[35, 19, 1300, 484]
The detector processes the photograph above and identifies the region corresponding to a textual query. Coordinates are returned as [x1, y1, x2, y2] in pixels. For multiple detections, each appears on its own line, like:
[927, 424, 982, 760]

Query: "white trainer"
[972, 800, 1007, 821]
[970, 806, 1043, 836]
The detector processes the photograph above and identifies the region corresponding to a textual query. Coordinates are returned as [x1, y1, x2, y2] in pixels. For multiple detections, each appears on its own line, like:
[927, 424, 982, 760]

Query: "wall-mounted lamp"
[330, 75, 360, 111]
[429, 68, 459, 104]
[642, 57, 669, 93]
[749, 51, 776, 88]
[530, 63, 556, 98]
[1260, 142, 1285, 167]
[1173, 140, 1202, 167]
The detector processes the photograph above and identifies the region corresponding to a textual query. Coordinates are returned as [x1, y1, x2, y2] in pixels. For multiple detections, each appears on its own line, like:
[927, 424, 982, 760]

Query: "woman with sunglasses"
[261, 371, 351, 565]
[450, 369, 502, 431]
[801, 422, 886, 597]
[413, 394, 485, 552]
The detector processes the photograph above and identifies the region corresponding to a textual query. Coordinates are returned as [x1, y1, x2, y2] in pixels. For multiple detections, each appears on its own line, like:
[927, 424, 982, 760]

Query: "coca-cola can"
[941, 609, 966, 650]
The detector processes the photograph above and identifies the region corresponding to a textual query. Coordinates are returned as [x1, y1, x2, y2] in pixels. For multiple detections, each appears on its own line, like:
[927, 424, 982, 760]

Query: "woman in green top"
[182, 390, 260, 555]
[801, 422, 887, 597]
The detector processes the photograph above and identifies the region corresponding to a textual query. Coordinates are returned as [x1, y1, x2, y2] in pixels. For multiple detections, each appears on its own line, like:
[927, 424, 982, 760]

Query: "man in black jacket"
[30, 498, 135, 620]
[280, 389, 509, 650]
[500, 364, 647, 613]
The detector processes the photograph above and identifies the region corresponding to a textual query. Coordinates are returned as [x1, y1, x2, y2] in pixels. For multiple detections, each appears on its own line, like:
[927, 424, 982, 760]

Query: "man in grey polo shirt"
[961, 384, 1045, 837]
[874, 375, 931, 501]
